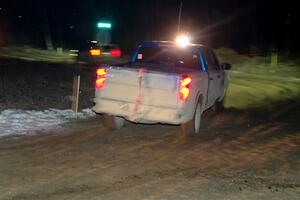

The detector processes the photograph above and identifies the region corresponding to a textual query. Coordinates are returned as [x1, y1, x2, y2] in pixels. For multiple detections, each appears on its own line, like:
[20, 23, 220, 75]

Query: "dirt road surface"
[0, 101, 299, 200]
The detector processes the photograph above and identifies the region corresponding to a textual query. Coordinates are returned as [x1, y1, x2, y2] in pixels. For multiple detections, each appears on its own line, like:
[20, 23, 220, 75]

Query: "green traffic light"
[97, 22, 112, 29]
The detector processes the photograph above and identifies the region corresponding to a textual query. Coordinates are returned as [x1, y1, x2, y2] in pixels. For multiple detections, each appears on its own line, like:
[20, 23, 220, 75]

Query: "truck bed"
[99, 66, 182, 108]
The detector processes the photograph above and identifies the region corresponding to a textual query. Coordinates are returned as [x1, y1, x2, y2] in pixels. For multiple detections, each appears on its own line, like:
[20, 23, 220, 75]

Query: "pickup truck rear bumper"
[93, 98, 190, 124]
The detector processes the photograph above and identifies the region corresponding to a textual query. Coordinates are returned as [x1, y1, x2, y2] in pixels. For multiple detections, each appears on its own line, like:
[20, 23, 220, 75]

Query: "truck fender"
[194, 90, 203, 107]
[195, 93, 203, 113]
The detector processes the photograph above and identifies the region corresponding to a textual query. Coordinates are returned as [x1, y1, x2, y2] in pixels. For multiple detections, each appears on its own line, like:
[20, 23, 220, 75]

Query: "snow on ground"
[0, 109, 95, 137]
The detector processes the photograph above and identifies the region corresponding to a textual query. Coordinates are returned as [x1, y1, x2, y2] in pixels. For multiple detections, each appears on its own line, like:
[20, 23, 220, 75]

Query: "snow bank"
[0, 109, 95, 137]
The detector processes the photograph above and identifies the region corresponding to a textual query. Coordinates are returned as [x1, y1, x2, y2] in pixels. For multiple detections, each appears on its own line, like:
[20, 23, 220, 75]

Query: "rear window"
[134, 46, 201, 69]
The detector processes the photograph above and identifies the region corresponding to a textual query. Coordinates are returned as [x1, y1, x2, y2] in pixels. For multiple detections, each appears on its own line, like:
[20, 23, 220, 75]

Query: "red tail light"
[95, 68, 106, 90]
[110, 49, 121, 57]
[179, 75, 192, 101]
[90, 49, 101, 56]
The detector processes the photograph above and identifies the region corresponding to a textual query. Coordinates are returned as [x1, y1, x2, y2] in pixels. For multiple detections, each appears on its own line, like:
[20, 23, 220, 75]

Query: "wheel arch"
[195, 92, 204, 111]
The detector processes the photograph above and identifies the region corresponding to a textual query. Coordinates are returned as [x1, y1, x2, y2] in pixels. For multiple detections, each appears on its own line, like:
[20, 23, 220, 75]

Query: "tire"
[180, 101, 202, 136]
[103, 114, 125, 130]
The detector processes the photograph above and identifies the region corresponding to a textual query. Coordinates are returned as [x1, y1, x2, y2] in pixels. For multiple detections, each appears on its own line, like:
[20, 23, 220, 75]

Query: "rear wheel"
[180, 101, 202, 136]
[103, 114, 125, 130]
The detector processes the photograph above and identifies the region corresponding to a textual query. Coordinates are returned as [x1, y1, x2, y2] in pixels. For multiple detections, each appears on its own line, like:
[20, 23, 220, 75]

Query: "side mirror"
[221, 63, 231, 70]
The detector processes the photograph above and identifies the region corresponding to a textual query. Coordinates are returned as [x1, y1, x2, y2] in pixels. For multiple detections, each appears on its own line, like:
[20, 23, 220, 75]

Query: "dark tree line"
[1, 0, 299, 53]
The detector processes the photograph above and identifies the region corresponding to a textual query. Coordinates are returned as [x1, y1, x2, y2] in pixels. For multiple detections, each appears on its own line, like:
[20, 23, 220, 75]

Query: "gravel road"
[0, 104, 299, 200]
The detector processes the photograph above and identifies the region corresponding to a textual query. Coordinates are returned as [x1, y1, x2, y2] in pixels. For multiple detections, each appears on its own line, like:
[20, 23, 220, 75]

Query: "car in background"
[77, 41, 122, 65]
[90, 44, 122, 57]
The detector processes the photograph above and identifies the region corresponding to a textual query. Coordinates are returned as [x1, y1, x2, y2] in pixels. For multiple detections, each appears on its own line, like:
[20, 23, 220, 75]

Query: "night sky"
[0, 0, 299, 53]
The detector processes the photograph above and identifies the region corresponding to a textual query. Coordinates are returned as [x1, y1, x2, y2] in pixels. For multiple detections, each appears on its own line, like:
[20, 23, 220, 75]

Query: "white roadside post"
[271, 51, 278, 66]
[72, 75, 80, 113]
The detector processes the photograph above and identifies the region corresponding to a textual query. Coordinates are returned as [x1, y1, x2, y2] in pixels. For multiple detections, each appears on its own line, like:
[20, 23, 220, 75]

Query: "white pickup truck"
[92, 41, 231, 135]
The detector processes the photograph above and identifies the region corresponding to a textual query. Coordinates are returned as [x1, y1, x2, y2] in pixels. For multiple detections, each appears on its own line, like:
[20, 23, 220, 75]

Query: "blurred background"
[0, 0, 299, 54]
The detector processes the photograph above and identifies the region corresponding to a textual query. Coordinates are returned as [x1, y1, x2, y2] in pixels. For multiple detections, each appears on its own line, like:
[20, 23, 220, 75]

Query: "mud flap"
[102, 114, 125, 130]
[178, 101, 202, 143]
[177, 120, 194, 144]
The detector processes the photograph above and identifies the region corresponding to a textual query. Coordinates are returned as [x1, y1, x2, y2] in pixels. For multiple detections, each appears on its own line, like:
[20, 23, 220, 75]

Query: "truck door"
[210, 50, 225, 101]
[202, 48, 219, 107]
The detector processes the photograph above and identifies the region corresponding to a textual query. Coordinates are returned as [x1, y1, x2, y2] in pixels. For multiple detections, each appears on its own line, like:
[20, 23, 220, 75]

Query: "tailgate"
[99, 66, 179, 108]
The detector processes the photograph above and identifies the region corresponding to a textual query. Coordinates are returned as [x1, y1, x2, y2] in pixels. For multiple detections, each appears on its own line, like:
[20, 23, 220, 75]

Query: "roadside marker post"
[271, 51, 278, 66]
[72, 75, 80, 113]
